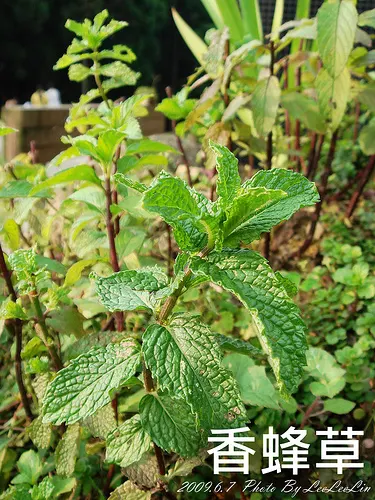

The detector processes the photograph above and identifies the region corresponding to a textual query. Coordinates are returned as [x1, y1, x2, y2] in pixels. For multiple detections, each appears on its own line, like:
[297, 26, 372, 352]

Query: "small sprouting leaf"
[251, 76, 281, 137]
[139, 393, 202, 457]
[143, 316, 246, 430]
[42, 340, 141, 424]
[64, 259, 98, 287]
[106, 415, 151, 467]
[225, 169, 319, 246]
[0, 299, 27, 321]
[210, 142, 241, 208]
[317, 0, 358, 78]
[96, 130, 126, 166]
[55, 424, 80, 477]
[191, 249, 308, 395]
[94, 268, 168, 312]
[29, 166, 102, 195]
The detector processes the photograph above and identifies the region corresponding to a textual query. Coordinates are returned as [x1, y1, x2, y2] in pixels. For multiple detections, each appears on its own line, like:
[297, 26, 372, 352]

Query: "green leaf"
[68, 186, 106, 213]
[210, 142, 241, 208]
[42, 340, 141, 424]
[191, 249, 307, 395]
[22, 337, 47, 360]
[214, 333, 263, 358]
[0, 180, 51, 199]
[224, 354, 280, 409]
[97, 130, 126, 166]
[0, 125, 18, 136]
[13, 450, 42, 486]
[106, 415, 151, 467]
[94, 268, 168, 312]
[171, 9, 208, 65]
[155, 96, 196, 121]
[108, 481, 151, 500]
[216, 0, 244, 42]
[126, 139, 178, 155]
[28, 416, 52, 450]
[117, 154, 168, 174]
[68, 63, 91, 82]
[359, 120, 375, 155]
[64, 259, 98, 287]
[316, 68, 351, 131]
[139, 393, 201, 457]
[323, 398, 355, 415]
[114, 173, 147, 193]
[272, 0, 285, 35]
[0, 299, 27, 320]
[317, 0, 357, 78]
[143, 316, 246, 430]
[225, 168, 319, 245]
[83, 404, 116, 439]
[55, 424, 80, 477]
[239, 0, 263, 39]
[29, 166, 102, 195]
[281, 92, 326, 134]
[305, 347, 346, 398]
[143, 172, 211, 252]
[357, 83, 375, 112]
[251, 76, 281, 137]
[358, 8, 375, 29]
[351, 49, 375, 68]
[2, 219, 20, 250]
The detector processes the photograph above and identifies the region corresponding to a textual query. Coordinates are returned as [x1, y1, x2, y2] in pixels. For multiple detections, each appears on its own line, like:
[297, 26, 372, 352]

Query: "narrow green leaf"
[55, 424, 80, 477]
[94, 268, 168, 312]
[106, 415, 151, 467]
[210, 141, 241, 208]
[42, 340, 141, 424]
[272, 0, 285, 35]
[172, 9, 208, 65]
[216, 0, 244, 42]
[143, 316, 246, 430]
[251, 76, 281, 137]
[316, 68, 351, 131]
[239, 0, 263, 40]
[0, 125, 18, 136]
[30, 166, 102, 195]
[317, 0, 358, 78]
[225, 168, 319, 246]
[201, 0, 224, 29]
[191, 249, 308, 394]
[139, 394, 201, 457]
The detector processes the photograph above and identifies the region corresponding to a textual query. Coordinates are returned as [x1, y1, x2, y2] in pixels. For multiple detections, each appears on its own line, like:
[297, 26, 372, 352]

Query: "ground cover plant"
[0, 2, 374, 499]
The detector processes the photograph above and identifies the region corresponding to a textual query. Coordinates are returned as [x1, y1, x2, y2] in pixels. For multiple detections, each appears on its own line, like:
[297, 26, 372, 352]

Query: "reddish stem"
[307, 134, 325, 181]
[353, 100, 361, 142]
[346, 154, 375, 219]
[301, 397, 320, 429]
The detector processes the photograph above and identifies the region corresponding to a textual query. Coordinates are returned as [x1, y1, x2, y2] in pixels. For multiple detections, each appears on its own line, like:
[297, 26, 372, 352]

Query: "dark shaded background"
[0, 0, 372, 106]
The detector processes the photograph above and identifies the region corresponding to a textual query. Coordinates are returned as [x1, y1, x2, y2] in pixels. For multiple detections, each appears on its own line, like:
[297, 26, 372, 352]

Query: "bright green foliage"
[139, 394, 202, 457]
[28, 417, 52, 450]
[83, 404, 117, 439]
[55, 424, 80, 477]
[281, 93, 326, 134]
[191, 249, 307, 394]
[142, 316, 246, 429]
[108, 481, 151, 500]
[316, 68, 351, 131]
[317, 0, 357, 79]
[106, 415, 151, 467]
[94, 268, 168, 311]
[42, 340, 141, 424]
[211, 142, 241, 208]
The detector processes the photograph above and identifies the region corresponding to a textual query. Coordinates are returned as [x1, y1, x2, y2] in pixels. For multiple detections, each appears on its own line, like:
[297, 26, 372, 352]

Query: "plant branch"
[0, 242, 33, 420]
[307, 134, 325, 181]
[346, 154, 375, 219]
[295, 130, 339, 257]
[301, 397, 320, 429]
[165, 86, 192, 187]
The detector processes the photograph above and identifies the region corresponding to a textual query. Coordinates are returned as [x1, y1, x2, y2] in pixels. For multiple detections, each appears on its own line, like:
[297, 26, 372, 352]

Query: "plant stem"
[104, 176, 124, 332]
[166, 224, 173, 277]
[353, 100, 361, 142]
[165, 87, 192, 187]
[0, 242, 33, 420]
[346, 154, 375, 219]
[264, 41, 276, 261]
[30, 294, 63, 371]
[296, 130, 339, 257]
[301, 397, 320, 429]
[307, 134, 324, 181]
[306, 132, 317, 177]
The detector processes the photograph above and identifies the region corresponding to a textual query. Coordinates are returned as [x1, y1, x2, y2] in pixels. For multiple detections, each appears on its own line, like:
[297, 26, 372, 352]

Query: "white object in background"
[46, 87, 61, 107]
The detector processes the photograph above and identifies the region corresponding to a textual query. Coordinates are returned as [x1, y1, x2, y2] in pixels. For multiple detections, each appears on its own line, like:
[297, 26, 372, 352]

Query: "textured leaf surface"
[106, 415, 151, 467]
[317, 0, 357, 78]
[139, 394, 201, 457]
[83, 404, 116, 439]
[210, 142, 241, 208]
[28, 416, 52, 449]
[191, 250, 308, 394]
[316, 68, 351, 131]
[43, 340, 141, 424]
[214, 333, 263, 358]
[94, 268, 168, 312]
[225, 169, 319, 245]
[123, 454, 159, 489]
[143, 316, 246, 429]
[108, 481, 151, 500]
[143, 172, 210, 251]
[55, 424, 80, 477]
[251, 76, 281, 137]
